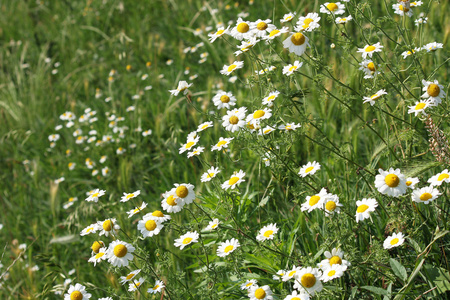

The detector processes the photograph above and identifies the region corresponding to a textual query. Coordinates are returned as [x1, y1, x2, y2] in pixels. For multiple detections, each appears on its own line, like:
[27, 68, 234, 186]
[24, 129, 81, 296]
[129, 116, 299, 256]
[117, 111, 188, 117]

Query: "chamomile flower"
[320, 2, 346, 15]
[262, 91, 280, 107]
[355, 198, 378, 222]
[235, 37, 260, 56]
[357, 42, 383, 59]
[256, 66, 277, 74]
[88, 247, 108, 266]
[375, 168, 407, 197]
[392, 3, 413, 17]
[295, 13, 321, 32]
[230, 18, 254, 40]
[278, 123, 301, 131]
[169, 81, 192, 96]
[298, 161, 321, 177]
[97, 218, 120, 237]
[273, 269, 286, 280]
[301, 188, 330, 212]
[414, 17, 427, 26]
[319, 248, 351, 270]
[263, 27, 290, 40]
[148, 280, 165, 294]
[383, 232, 405, 249]
[187, 147, 205, 158]
[48, 134, 60, 142]
[172, 183, 195, 205]
[281, 12, 296, 23]
[412, 186, 441, 204]
[405, 177, 419, 189]
[91, 241, 105, 254]
[241, 279, 258, 290]
[359, 59, 379, 79]
[259, 126, 275, 135]
[283, 266, 302, 281]
[85, 189, 106, 202]
[197, 121, 214, 132]
[63, 197, 78, 209]
[421, 79, 445, 106]
[205, 218, 220, 230]
[101, 167, 110, 177]
[284, 290, 309, 300]
[222, 107, 247, 132]
[283, 32, 310, 56]
[161, 189, 183, 213]
[212, 90, 237, 109]
[144, 210, 171, 223]
[335, 15, 352, 24]
[106, 240, 135, 267]
[119, 270, 141, 285]
[174, 231, 199, 250]
[211, 137, 234, 151]
[217, 238, 240, 257]
[320, 264, 346, 282]
[249, 285, 273, 300]
[209, 26, 230, 43]
[293, 267, 323, 296]
[120, 190, 141, 202]
[126, 202, 148, 218]
[407, 99, 432, 116]
[179, 135, 200, 154]
[256, 223, 278, 242]
[247, 108, 272, 125]
[323, 194, 343, 215]
[116, 147, 126, 155]
[423, 42, 443, 52]
[411, 1, 423, 6]
[363, 89, 388, 106]
[220, 61, 244, 76]
[128, 277, 145, 292]
[64, 283, 91, 300]
[201, 166, 221, 182]
[401, 47, 420, 59]
[221, 170, 246, 190]
[428, 169, 450, 186]
[80, 223, 99, 236]
[282, 60, 303, 76]
[251, 19, 276, 38]
[142, 129, 152, 137]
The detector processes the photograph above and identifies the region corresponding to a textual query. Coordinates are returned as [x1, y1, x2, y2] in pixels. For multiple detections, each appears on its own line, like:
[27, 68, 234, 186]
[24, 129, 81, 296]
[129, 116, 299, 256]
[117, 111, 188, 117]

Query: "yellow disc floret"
[113, 244, 128, 258]
[291, 33, 306, 46]
[176, 186, 189, 198]
[145, 220, 157, 231]
[385, 174, 400, 187]
[301, 273, 316, 288]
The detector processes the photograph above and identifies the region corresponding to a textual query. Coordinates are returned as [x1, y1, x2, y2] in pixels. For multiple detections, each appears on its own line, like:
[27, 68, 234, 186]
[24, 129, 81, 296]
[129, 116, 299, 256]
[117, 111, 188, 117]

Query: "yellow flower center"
[126, 193, 134, 199]
[166, 195, 177, 206]
[328, 270, 337, 277]
[327, 3, 338, 11]
[365, 45, 376, 52]
[70, 291, 83, 300]
[182, 237, 193, 245]
[217, 140, 227, 147]
[286, 125, 292, 130]
[224, 245, 234, 253]
[126, 273, 135, 280]
[145, 220, 157, 231]
[267, 95, 276, 101]
[309, 195, 320, 206]
[341, 18, 347, 22]
[227, 64, 237, 72]
[415, 103, 426, 110]
[370, 94, 380, 99]
[325, 201, 337, 211]
[91, 193, 99, 198]
[268, 29, 280, 37]
[427, 84, 440, 97]
[229, 116, 239, 124]
[253, 110, 266, 119]
[263, 230, 274, 238]
[419, 193, 432, 201]
[305, 166, 314, 173]
[329, 255, 343, 265]
[216, 29, 224, 35]
[95, 252, 105, 259]
[357, 204, 369, 213]
[399, 4, 410, 12]
[176, 186, 189, 198]
[291, 32, 306, 46]
[229, 176, 240, 186]
[367, 62, 376, 72]
[288, 270, 296, 277]
[292, 298, 301, 300]
[185, 141, 195, 149]
[406, 181, 412, 186]
[113, 244, 127, 258]
[102, 220, 113, 231]
[152, 210, 164, 217]
[237, 22, 249, 33]
[289, 66, 298, 72]
[220, 95, 230, 103]
[254, 288, 266, 299]
[301, 273, 316, 288]
[438, 173, 449, 181]
[264, 129, 272, 134]
[390, 238, 399, 245]
[303, 18, 314, 27]
[211, 224, 218, 228]
[91, 241, 103, 253]
[257, 22, 268, 30]
[86, 227, 94, 233]
[385, 174, 400, 187]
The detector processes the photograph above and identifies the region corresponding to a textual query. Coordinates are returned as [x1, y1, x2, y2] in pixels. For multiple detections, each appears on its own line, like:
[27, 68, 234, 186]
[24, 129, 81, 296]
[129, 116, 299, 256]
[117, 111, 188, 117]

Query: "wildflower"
[359, 59, 379, 79]
[273, 270, 286, 281]
[259, 126, 275, 135]
[120, 269, 141, 285]
[251, 19, 276, 38]
[256, 223, 278, 242]
[161, 189, 184, 213]
[383, 232, 405, 249]
[412, 186, 441, 204]
[320, 2, 346, 15]
[414, 17, 427, 26]
[197, 121, 214, 132]
[320, 264, 346, 282]
[278, 123, 301, 131]
[106, 240, 135, 267]
[411, 1, 423, 6]
[284, 290, 309, 300]
[144, 210, 171, 223]
[407, 99, 432, 116]
[428, 169, 450, 186]
[298, 161, 321, 177]
[280, 12, 296, 23]
[423, 42, 443, 52]
[91, 241, 105, 254]
[148, 280, 165, 294]
[102, 167, 110, 176]
[323, 194, 343, 215]
[88, 247, 108, 266]
[357, 43, 383, 59]
[174, 231, 199, 250]
[97, 218, 120, 237]
[85, 189, 106, 202]
[263, 27, 290, 41]
[222, 107, 248, 132]
[208, 26, 230, 43]
[283, 32, 310, 56]
[220, 61, 244, 76]
[392, 3, 413, 17]
[235, 38, 260, 56]
[421, 79, 445, 106]
[375, 168, 407, 197]
[173, 183, 196, 205]
[48, 134, 60, 142]
[282, 60, 303, 76]
[247, 108, 272, 125]
[241, 279, 257, 290]
[187, 146, 205, 158]
[217, 238, 240, 257]
[116, 147, 126, 155]
[128, 278, 145, 292]
[363, 89, 388, 106]
[335, 15, 352, 24]
[301, 188, 330, 212]
[283, 266, 302, 281]
[142, 129, 152, 137]
[221, 170, 246, 190]
[127, 202, 148, 218]
[318, 248, 351, 270]
[205, 218, 220, 230]
[295, 13, 321, 32]
[355, 198, 378, 222]
[262, 91, 280, 107]
[120, 190, 141, 202]
[230, 18, 253, 40]
[211, 137, 234, 151]
[249, 285, 273, 300]
[179, 135, 200, 154]
[63, 197, 78, 209]
[401, 47, 420, 59]
[212, 90, 237, 109]
[169, 81, 192, 96]
[201, 166, 221, 182]
[64, 283, 91, 300]
[293, 267, 323, 296]
[405, 177, 419, 189]
[80, 223, 99, 236]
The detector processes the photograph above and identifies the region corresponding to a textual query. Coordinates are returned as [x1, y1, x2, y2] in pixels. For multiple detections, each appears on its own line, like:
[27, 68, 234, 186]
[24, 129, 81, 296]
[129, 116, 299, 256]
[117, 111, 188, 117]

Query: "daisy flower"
[88, 247, 108, 266]
[318, 248, 351, 270]
[230, 18, 254, 40]
[161, 189, 184, 213]
[357, 42, 383, 59]
[320, 264, 346, 282]
[247, 108, 272, 125]
[375, 168, 407, 197]
[205, 218, 220, 230]
[423, 42, 443, 52]
[421, 79, 446, 106]
[128, 277, 145, 292]
[85, 189, 106, 202]
[295, 13, 321, 32]
[278, 123, 301, 131]
[179, 135, 200, 154]
[280, 12, 296, 23]
[48, 134, 60, 142]
[212, 90, 237, 109]
[138, 218, 164, 238]
[126, 202, 147, 218]
[235, 37, 259, 56]
[363, 89, 388, 106]
[120, 190, 141, 202]
[320, 2, 345, 15]
[106, 240, 135, 267]
[273, 269, 286, 281]
[251, 19, 276, 38]
[298, 161, 321, 177]
[428, 169, 450, 186]
[407, 99, 432, 116]
[282, 60, 303, 76]
[263, 27, 290, 41]
[411, 186, 441, 204]
[63, 197, 78, 209]
[148, 280, 165, 294]
[359, 59, 379, 79]
[335, 15, 352, 24]
[284, 290, 309, 300]
[201, 166, 221, 182]
[174, 231, 199, 250]
[301, 188, 330, 212]
[383, 232, 405, 249]
[68, 162, 76, 170]
[323, 194, 343, 215]
[169, 81, 192, 96]
[116, 147, 126, 155]
[197, 121, 214, 132]
[172, 183, 195, 205]
[211, 137, 234, 151]
[415, 17, 427, 26]
[208, 26, 230, 43]
[283, 266, 302, 281]
[143, 210, 171, 223]
[262, 91, 280, 107]
[187, 146, 205, 158]
[355, 198, 378, 222]
[256, 223, 278, 242]
[283, 32, 310, 56]
[221, 170, 246, 190]
[222, 107, 248, 132]
[249, 285, 273, 300]
[293, 267, 323, 296]
[256, 66, 277, 74]
[64, 283, 91, 300]
[80, 223, 99, 236]
[91, 241, 105, 254]
[392, 3, 413, 17]
[120, 269, 141, 285]
[97, 218, 120, 237]
[259, 126, 275, 135]
[220, 61, 244, 76]
[217, 238, 240, 257]
[241, 279, 258, 290]
[411, 1, 423, 6]
[406, 177, 419, 189]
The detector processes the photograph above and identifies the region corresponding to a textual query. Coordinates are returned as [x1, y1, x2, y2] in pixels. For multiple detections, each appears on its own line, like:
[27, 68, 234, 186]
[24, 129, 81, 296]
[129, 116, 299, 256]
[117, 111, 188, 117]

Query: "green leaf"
[361, 286, 389, 295]
[390, 258, 407, 282]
